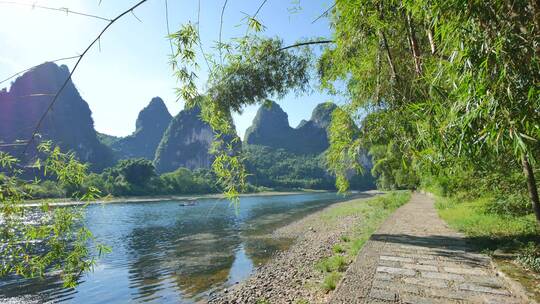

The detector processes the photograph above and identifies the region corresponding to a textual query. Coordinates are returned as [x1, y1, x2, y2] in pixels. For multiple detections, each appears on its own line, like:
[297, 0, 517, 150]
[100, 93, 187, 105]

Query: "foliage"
[87, 161, 218, 197]
[436, 194, 540, 275]
[516, 242, 540, 273]
[243, 144, 374, 191]
[317, 0, 540, 222]
[322, 272, 341, 291]
[0, 143, 105, 287]
[436, 196, 539, 238]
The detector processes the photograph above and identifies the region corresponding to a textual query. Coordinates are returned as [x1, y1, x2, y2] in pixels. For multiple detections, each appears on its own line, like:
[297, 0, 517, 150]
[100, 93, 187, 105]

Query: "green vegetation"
[435, 193, 540, 298]
[436, 195, 540, 267]
[0, 143, 107, 287]
[243, 145, 374, 191]
[314, 191, 411, 291]
[28, 158, 221, 199]
[322, 272, 342, 291]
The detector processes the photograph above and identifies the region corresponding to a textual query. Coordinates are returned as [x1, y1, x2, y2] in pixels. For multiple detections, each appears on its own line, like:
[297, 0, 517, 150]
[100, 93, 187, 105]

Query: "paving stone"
[468, 276, 505, 288]
[401, 293, 460, 304]
[444, 266, 487, 276]
[402, 277, 448, 288]
[369, 288, 398, 302]
[372, 280, 421, 294]
[377, 259, 401, 267]
[373, 272, 394, 281]
[459, 283, 510, 295]
[394, 252, 436, 260]
[402, 263, 438, 272]
[420, 271, 465, 281]
[376, 266, 416, 276]
[380, 255, 414, 263]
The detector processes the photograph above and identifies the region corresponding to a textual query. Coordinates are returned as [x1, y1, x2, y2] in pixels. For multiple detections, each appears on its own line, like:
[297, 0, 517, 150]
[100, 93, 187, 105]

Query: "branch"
[197, 0, 212, 72]
[253, 0, 269, 19]
[243, 0, 269, 36]
[22, 0, 150, 156]
[312, 3, 336, 24]
[165, 0, 174, 56]
[0, 1, 111, 21]
[219, 0, 229, 64]
[278, 39, 334, 51]
[0, 55, 81, 87]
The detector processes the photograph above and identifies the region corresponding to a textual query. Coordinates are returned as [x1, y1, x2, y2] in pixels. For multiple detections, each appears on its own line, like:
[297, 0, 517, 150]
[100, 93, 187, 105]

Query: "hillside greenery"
[243, 144, 374, 191]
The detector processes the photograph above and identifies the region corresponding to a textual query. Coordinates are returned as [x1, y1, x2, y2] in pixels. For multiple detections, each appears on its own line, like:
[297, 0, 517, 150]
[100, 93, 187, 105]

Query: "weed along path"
[332, 193, 526, 304]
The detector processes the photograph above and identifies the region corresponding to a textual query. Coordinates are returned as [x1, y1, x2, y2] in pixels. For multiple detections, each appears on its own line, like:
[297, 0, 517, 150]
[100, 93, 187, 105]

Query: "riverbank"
[209, 191, 409, 304]
[22, 190, 330, 207]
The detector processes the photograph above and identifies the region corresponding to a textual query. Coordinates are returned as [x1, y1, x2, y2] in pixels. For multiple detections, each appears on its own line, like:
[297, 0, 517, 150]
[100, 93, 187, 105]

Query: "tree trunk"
[377, 2, 398, 83]
[426, 28, 436, 55]
[521, 155, 540, 224]
[404, 12, 422, 75]
[380, 30, 398, 81]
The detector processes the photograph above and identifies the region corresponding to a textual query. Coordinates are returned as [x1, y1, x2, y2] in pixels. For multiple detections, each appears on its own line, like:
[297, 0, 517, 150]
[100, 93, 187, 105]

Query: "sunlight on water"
[0, 192, 362, 303]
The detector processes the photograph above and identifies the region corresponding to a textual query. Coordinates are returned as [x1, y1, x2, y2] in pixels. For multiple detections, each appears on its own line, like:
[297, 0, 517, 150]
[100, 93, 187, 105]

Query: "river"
[0, 192, 363, 303]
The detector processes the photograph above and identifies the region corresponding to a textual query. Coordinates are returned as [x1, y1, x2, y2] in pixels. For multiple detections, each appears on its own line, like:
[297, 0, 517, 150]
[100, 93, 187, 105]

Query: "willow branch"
[22, 0, 150, 156]
[0, 1, 111, 21]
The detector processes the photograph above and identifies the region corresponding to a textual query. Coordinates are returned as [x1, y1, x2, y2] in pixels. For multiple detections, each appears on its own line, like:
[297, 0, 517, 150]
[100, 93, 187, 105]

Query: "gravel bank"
[209, 192, 382, 304]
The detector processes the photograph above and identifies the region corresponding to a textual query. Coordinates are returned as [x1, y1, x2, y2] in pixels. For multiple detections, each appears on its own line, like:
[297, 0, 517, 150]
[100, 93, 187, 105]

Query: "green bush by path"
[435, 193, 540, 300]
[436, 196, 539, 240]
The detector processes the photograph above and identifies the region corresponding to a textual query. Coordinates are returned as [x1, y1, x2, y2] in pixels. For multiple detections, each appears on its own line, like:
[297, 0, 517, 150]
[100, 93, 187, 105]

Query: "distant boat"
[178, 201, 197, 207]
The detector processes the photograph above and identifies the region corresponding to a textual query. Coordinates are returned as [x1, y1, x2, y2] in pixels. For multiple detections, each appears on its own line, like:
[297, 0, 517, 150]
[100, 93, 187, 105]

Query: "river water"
[0, 192, 363, 303]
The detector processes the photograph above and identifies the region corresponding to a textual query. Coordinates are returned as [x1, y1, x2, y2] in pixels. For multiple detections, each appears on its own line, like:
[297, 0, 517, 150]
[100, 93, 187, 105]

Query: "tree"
[114, 158, 156, 186]
[318, 0, 540, 224]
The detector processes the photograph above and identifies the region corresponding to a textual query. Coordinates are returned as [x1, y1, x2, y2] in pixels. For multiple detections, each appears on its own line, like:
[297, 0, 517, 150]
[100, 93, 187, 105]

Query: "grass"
[435, 194, 540, 301]
[314, 191, 411, 291]
[322, 272, 342, 291]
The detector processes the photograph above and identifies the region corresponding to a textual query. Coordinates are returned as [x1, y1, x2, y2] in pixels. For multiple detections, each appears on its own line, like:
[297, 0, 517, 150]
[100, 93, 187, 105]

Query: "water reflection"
[0, 192, 362, 303]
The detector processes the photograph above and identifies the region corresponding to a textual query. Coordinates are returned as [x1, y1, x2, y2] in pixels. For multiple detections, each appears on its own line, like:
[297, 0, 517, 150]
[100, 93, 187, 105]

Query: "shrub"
[322, 272, 341, 291]
[484, 193, 532, 217]
[316, 255, 347, 273]
[332, 244, 345, 254]
[516, 242, 540, 273]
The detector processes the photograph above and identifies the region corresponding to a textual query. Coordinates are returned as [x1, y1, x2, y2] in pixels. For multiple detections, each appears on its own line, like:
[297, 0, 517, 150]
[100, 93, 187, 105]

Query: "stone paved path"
[331, 193, 527, 304]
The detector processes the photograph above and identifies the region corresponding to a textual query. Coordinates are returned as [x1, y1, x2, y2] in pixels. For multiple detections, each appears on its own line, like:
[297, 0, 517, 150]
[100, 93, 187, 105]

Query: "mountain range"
[0, 62, 114, 171]
[0, 62, 343, 174]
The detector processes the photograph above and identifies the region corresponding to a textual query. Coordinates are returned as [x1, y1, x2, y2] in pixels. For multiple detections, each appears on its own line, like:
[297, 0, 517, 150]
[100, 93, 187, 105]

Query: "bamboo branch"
[405, 12, 422, 75]
[312, 3, 336, 24]
[426, 27, 436, 55]
[377, 3, 398, 82]
[0, 1, 111, 21]
[380, 30, 398, 81]
[278, 39, 333, 51]
[22, 0, 150, 156]
[219, 0, 229, 64]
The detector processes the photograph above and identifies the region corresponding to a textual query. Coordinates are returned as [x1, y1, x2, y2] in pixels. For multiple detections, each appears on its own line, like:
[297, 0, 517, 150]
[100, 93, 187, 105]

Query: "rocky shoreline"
[209, 192, 381, 304]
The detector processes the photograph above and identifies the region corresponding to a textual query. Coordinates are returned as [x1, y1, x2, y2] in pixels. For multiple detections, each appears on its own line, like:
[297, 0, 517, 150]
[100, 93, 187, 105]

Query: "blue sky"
[0, 0, 341, 138]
